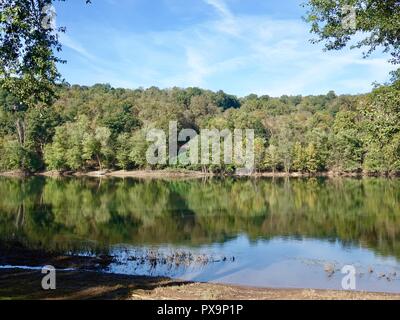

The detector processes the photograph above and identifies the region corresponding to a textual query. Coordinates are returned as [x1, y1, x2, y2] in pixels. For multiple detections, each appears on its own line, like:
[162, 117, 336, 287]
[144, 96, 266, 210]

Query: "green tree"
[115, 133, 132, 170]
[254, 137, 267, 172]
[384, 133, 400, 173]
[214, 90, 241, 110]
[129, 130, 149, 169]
[330, 111, 363, 172]
[82, 127, 112, 171]
[264, 145, 281, 173]
[360, 83, 400, 173]
[292, 142, 306, 172]
[44, 115, 92, 171]
[0, 137, 25, 170]
[1, 0, 64, 107]
[305, 143, 322, 173]
[305, 0, 400, 65]
[101, 105, 141, 139]
[0, 0, 90, 171]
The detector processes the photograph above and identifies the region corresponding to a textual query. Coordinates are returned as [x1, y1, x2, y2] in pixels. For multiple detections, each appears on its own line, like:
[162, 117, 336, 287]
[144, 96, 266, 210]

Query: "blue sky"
[54, 0, 396, 97]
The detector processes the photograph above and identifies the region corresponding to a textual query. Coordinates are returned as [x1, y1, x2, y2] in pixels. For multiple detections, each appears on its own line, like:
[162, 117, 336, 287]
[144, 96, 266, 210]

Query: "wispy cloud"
[203, 0, 238, 36]
[57, 0, 396, 96]
[204, 0, 232, 18]
[60, 34, 97, 61]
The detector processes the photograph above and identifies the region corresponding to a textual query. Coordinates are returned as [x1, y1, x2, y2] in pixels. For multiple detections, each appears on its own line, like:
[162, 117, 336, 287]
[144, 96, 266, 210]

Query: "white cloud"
[59, 0, 396, 96]
[60, 34, 97, 62]
[203, 0, 239, 36]
[204, 0, 232, 19]
[185, 47, 211, 86]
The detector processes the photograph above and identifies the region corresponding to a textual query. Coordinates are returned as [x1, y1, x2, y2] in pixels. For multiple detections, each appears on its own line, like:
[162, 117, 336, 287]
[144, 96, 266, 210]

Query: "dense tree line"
[0, 80, 399, 174]
[1, 0, 399, 175]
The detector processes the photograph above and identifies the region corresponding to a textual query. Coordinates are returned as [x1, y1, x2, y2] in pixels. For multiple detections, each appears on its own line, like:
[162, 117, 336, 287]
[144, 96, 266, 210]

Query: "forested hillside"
[0, 79, 399, 174]
[1, 0, 399, 176]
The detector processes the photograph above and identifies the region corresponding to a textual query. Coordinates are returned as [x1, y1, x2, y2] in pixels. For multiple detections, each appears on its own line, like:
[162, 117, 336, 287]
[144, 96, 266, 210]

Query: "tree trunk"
[97, 154, 103, 171]
[16, 117, 26, 146]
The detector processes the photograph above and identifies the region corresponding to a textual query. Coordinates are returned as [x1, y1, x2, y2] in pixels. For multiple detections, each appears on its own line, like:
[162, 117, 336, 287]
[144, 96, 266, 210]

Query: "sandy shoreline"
[1, 169, 398, 179]
[1, 268, 400, 300]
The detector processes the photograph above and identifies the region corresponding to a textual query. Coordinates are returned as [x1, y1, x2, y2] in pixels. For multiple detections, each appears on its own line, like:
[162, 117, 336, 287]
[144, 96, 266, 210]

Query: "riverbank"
[1, 268, 400, 300]
[1, 245, 400, 300]
[0, 169, 213, 179]
[1, 169, 399, 179]
[0, 244, 114, 271]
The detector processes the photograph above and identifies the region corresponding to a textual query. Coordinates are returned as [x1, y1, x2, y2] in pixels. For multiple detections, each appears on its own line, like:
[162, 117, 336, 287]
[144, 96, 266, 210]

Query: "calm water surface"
[1, 176, 400, 292]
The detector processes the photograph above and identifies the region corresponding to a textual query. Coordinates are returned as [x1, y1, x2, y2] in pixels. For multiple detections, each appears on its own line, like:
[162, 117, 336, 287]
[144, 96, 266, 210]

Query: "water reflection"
[0, 176, 399, 260]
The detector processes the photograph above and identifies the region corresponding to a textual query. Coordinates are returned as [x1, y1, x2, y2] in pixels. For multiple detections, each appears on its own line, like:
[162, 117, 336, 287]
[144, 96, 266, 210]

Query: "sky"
[54, 0, 396, 97]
